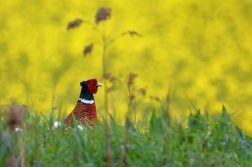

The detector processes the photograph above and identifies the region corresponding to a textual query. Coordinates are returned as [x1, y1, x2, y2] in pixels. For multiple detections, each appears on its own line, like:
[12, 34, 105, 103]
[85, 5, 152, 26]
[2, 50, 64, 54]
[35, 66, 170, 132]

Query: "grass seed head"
[150, 96, 162, 102]
[128, 30, 141, 37]
[103, 73, 117, 82]
[139, 88, 146, 96]
[95, 7, 111, 23]
[128, 73, 138, 86]
[67, 18, 83, 30]
[83, 43, 93, 56]
[130, 94, 136, 101]
[103, 72, 112, 80]
[6, 104, 25, 132]
[121, 30, 141, 37]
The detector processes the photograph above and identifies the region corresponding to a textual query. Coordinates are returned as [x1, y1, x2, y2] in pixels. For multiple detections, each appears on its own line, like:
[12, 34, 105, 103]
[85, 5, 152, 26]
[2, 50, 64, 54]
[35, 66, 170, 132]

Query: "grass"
[1, 104, 252, 167]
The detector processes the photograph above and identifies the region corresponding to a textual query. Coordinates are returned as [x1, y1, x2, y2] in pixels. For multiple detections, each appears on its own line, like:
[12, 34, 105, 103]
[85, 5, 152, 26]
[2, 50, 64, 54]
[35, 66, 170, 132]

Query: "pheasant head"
[79, 78, 102, 102]
[81, 78, 102, 94]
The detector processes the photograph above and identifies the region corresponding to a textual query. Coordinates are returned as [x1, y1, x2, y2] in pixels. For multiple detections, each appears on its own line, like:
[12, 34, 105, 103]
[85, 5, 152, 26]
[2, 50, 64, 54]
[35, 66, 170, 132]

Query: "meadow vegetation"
[1, 104, 252, 166]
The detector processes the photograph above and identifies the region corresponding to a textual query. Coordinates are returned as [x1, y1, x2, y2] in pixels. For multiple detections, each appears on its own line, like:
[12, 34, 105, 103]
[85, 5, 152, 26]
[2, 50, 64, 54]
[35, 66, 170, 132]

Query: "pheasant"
[64, 78, 102, 127]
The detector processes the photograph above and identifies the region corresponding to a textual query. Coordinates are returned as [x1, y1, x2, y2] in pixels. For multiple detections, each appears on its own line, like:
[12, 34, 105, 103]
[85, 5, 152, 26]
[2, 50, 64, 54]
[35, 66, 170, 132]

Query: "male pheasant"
[64, 78, 102, 127]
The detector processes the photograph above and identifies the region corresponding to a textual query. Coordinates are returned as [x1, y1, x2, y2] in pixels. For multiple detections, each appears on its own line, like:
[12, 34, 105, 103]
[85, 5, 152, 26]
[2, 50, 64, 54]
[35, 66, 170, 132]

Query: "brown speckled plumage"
[64, 101, 98, 126]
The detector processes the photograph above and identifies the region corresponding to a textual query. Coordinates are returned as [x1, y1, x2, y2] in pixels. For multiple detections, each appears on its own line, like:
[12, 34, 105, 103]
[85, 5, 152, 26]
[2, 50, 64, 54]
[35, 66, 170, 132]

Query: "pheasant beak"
[96, 82, 102, 87]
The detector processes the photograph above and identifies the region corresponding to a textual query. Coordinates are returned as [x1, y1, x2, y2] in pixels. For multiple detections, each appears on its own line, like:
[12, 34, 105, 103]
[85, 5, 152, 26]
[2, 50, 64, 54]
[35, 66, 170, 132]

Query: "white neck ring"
[79, 98, 94, 104]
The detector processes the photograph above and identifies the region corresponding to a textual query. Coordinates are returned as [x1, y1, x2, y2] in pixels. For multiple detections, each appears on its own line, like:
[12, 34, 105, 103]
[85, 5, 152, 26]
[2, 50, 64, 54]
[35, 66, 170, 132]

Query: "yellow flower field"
[1, 0, 252, 133]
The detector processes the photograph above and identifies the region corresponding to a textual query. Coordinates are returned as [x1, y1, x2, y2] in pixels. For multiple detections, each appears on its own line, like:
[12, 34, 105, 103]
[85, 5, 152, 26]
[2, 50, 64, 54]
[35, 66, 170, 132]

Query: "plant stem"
[103, 45, 109, 120]
[18, 132, 25, 167]
[127, 85, 136, 125]
[101, 21, 109, 120]
[102, 22, 112, 167]
[119, 120, 129, 167]
[51, 82, 57, 113]
[163, 85, 171, 166]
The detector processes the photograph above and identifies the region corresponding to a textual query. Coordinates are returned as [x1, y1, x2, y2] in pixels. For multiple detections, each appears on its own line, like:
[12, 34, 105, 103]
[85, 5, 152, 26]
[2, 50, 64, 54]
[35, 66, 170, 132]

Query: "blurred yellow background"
[1, 0, 252, 133]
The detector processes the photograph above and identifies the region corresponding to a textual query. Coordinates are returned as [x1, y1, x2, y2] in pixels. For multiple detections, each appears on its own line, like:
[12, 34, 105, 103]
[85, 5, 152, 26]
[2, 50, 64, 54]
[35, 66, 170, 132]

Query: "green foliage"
[1, 105, 252, 166]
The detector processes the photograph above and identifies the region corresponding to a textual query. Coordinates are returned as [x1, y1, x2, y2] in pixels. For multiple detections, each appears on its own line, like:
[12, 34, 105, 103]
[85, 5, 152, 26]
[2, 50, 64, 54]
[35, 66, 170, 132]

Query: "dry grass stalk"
[127, 73, 138, 125]
[66, 7, 140, 166]
[119, 118, 131, 167]
[4, 104, 27, 167]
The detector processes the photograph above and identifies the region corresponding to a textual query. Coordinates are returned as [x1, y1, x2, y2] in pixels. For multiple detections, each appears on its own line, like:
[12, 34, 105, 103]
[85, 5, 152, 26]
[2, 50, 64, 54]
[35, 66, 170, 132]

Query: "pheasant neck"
[79, 87, 95, 104]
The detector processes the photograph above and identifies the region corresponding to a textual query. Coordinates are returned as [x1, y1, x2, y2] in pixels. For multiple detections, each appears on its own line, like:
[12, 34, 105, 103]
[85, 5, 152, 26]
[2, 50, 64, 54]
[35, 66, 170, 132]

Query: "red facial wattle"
[86, 78, 101, 94]
[88, 84, 98, 94]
